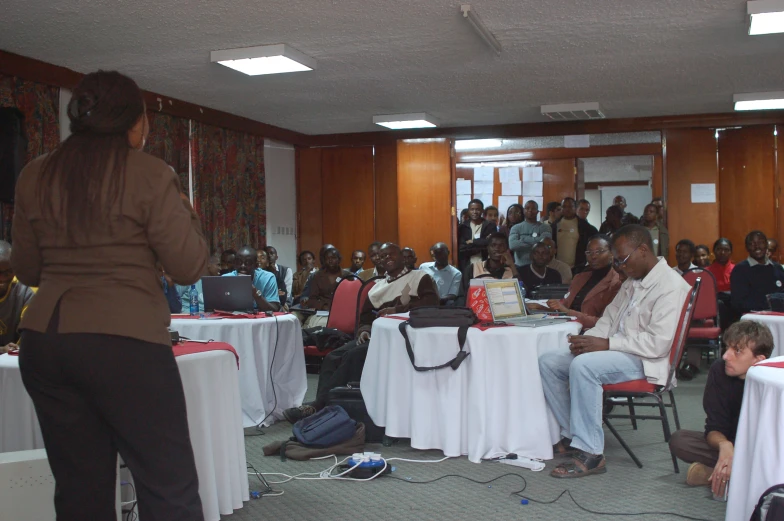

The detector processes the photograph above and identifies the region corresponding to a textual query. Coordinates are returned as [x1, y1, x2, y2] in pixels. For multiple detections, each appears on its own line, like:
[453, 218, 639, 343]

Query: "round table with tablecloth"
[0, 347, 249, 521]
[171, 313, 307, 427]
[360, 314, 581, 463]
[741, 313, 784, 358]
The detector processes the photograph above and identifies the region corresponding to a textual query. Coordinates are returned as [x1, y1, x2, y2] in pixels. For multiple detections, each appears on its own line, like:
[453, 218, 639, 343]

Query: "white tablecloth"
[361, 316, 581, 463]
[171, 314, 307, 427]
[741, 314, 784, 358]
[726, 357, 784, 521]
[0, 350, 249, 521]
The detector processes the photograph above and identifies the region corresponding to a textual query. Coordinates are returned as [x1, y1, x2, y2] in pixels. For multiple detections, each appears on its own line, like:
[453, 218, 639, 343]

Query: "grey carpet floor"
[231, 367, 726, 521]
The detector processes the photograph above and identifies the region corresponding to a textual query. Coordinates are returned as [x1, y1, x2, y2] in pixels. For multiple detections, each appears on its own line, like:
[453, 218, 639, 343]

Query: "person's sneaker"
[283, 405, 316, 424]
[686, 462, 713, 486]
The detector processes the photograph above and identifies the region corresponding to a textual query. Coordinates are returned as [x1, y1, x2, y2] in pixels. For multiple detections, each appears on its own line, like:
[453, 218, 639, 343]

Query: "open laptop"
[201, 276, 255, 312]
[483, 279, 570, 328]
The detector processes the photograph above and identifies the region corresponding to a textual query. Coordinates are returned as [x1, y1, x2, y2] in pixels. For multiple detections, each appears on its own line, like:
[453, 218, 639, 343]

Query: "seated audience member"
[266, 246, 293, 305]
[175, 254, 220, 314]
[669, 321, 773, 498]
[349, 250, 366, 274]
[651, 197, 666, 222]
[613, 195, 639, 225]
[223, 246, 280, 311]
[544, 201, 563, 235]
[640, 203, 669, 258]
[694, 244, 711, 268]
[301, 247, 354, 312]
[206, 254, 220, 276]
[458, 199, 496, 272]
[402, 247, 418, 270]
[300, 244, 336, 305]
[483, 205, 500, 231]
[292, 250, 317, 301]
[576, 199, 591, 221]
[498, 203, 523, 237]
[768, 238, 781, 264]
[419, 242, 462, 305]
[0, 242, 35, 354]
[517, 243, 562, 296]
[599, 205, 624, 236]
[673, 239, 697, 275]
[542, 237, 573, 284]
[283, 243, 439, 423]
[219, 248, 236, 275]
[532, 235, 621, 329]
[707, 239, 734, 293]
[156, 262, 182, 313]
[554, 198, 599, 270]
[539, 225, 690, 478]
[359, 242, 386, 281]
[460, 232, 519, 297]
[731, 230, 784, 315]
[509, 200, 552, 266]
[258, 248, 288, 306]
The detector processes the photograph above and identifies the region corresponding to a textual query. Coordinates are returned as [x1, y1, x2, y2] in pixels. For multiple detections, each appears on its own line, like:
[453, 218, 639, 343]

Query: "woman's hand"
[546, 299, 569, 312]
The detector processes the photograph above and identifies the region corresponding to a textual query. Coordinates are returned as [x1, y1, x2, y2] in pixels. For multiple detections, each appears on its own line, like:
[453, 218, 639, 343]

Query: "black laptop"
[201, 276, 254, 312]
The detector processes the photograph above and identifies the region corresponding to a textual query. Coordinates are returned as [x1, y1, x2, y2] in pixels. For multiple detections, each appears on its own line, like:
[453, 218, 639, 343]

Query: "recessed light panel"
[734, 92, 784, 110]
[373, 113, 438, 129]
[211, 44, 316, 76]
[748, 0, 784, 34]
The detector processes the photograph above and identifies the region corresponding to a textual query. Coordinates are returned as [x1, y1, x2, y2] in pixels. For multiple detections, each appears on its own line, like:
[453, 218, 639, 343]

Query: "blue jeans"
[538, 348, 646, 456]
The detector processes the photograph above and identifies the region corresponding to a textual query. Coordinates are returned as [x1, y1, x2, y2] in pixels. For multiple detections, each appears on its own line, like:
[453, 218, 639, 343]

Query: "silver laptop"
[483, 280, 569, 328]
[202, 275, 254, 312]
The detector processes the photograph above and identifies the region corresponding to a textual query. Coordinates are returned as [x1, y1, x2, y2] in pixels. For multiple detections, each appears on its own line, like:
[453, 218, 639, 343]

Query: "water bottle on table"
[189, 284, 199, 316]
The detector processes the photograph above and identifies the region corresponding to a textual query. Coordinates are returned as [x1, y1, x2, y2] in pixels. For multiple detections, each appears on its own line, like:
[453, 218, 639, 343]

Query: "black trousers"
[19, 318, 203, 521]
[314, 340, 369, 408]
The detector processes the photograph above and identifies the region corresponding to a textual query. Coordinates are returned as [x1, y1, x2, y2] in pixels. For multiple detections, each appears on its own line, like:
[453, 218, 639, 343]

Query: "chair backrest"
[682, 268, 718, 321]
[355, 276, 383, 336]
[326, 277, 363, 335]
[665, 278, 701, 389]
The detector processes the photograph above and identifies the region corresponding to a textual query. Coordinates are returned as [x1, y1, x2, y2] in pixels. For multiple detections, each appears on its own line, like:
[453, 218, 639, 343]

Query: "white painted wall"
[584, 189, 602, 231]
[263, 139, 297, 270]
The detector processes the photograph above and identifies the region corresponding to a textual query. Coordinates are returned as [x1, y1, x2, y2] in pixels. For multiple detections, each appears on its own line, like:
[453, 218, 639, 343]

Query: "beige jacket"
[11, 150, 208, 346]
[584, 258, 691, 386]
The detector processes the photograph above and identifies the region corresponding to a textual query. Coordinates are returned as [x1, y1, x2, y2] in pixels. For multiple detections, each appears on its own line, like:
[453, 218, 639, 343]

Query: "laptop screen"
[484, 280, 527, 321]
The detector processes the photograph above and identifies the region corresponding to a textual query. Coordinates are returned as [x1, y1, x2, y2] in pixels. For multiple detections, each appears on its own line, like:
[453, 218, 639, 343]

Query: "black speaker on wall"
[0, 107, 28, 204]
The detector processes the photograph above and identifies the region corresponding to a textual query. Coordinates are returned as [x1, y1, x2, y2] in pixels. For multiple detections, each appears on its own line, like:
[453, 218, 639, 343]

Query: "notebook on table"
[484, 280, 570, 328]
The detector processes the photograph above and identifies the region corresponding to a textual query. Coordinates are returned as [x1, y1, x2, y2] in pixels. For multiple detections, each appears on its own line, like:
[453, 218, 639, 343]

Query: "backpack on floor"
[291, 405, 356, 448]
[302, 326, 353, 352]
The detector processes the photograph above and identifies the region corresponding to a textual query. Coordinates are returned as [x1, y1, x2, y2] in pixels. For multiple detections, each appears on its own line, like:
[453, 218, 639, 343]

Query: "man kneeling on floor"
[284, 242, 439, 423]
[538, 225, 691, 478]
[669, 320, 773, 498]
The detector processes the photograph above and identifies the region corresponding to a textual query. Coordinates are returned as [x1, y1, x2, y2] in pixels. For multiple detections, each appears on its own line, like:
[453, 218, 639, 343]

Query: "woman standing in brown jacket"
[11, 71, 208, 521]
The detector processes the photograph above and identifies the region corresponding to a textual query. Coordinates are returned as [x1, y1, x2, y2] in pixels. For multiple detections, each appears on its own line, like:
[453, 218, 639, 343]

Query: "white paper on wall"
[457, 195, 472, 212]
[473, 181, 494, 195]
[498, 196, 520, 212]
[475, 194, 494, 206]
[456, 179, 472, 195]
[523, 166, 543, 182]
[690, 183, 716, 203]
[522, 181, 544, 197]
[501, 182, 522, 196]
[499, 167, 520, 183]
[473, 167, 495, 182]
[531, 196, 544, 212]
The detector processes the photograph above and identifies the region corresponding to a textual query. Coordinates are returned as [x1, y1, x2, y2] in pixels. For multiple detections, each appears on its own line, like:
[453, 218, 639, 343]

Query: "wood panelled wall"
[397, 140, 453, 263]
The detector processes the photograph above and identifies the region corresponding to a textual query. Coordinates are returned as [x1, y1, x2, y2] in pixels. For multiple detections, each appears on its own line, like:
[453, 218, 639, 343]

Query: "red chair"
[682, 268, 722, 362]
[602, 278, 700, 473]
[303, 277, 363, 369]
[355, 276, 383, 337]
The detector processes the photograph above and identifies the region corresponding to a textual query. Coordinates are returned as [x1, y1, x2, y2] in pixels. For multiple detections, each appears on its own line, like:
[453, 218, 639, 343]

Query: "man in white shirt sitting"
[538, 225, 691, 478]
[419, 242, 462, 305]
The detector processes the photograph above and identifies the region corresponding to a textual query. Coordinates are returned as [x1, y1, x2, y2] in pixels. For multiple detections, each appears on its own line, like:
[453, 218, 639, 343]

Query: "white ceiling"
[1, 0, 783, 136]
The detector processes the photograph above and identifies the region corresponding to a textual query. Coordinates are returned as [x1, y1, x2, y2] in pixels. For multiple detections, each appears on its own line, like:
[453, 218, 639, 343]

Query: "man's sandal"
[550, 451, 607, 478]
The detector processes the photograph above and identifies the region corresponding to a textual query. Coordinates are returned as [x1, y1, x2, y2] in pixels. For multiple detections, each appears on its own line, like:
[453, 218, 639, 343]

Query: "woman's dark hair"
[38, 70, 146, 239]
[298, 250, 315, 265]
[323, 247, 343, 265]
[713, 238, 733, 252]
[695, 244, 710, 254]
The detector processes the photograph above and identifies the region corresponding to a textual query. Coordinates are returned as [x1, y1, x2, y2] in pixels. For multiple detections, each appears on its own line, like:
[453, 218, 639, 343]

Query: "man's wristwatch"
[255, 289, 263, 298]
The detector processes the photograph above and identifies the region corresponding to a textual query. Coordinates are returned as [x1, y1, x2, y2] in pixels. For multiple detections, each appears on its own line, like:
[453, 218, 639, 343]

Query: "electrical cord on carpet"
[252, 315, 280, 433]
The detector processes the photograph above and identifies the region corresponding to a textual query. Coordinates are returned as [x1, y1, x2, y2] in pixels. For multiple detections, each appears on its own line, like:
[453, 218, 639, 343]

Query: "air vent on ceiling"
[541, 102, 605, 121]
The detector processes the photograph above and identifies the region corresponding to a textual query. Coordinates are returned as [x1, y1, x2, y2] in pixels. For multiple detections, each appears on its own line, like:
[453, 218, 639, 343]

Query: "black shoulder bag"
[398, 307, 479, 371]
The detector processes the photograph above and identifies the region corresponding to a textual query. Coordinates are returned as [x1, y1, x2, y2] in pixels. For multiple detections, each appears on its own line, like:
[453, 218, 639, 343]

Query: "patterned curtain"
[0, 73, 60, 237]
[191, 121, 266, 253]
[145, 111, 190, 194]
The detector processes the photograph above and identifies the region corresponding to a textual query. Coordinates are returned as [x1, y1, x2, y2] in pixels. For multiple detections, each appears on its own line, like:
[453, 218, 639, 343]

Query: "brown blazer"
[11, 150, 208, 346]
[562, 268, 622, 329]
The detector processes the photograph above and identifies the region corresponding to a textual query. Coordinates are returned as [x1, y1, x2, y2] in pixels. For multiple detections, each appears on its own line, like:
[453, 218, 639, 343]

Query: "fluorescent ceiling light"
[733, 91, 784, 110]
[373, 113, 438, 130]
[748, 0, 784, 35]
[460, 5, 502, 56]
[211, 44, 316, 76]
[454, 139, 503, 150]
